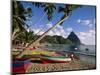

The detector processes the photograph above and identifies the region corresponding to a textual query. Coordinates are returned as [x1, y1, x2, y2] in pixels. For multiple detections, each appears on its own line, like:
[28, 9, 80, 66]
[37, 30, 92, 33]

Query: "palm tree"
[12, 1, 56, 42]
[32, 2, 56, 21]
[18, 31, 34, 46]
[43, 3, 56, 21]
[12, 0, 32, 41]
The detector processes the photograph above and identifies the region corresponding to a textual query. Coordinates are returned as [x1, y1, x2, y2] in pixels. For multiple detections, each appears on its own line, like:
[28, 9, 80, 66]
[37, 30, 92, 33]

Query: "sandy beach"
[26, 59, 96, 73]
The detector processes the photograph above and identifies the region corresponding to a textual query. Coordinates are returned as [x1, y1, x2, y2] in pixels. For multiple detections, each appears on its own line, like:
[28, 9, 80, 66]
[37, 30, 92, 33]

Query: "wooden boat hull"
[40, 56, 71, 63]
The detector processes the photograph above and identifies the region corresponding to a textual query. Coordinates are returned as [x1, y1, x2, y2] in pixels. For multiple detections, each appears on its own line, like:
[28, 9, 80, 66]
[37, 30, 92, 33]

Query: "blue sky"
[21, 1, 96, 45]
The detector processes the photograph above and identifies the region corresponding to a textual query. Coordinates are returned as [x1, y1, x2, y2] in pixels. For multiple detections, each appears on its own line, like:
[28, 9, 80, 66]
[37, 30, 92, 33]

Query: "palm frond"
[58, 7, 64, 13]
[32, 2, 44, 8]
[43, 3, 56, 21]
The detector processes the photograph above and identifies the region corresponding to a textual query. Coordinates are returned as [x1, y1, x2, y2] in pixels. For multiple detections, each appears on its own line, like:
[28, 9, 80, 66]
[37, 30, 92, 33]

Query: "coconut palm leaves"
[12, 1, 32, 40]
[32, 2, 56, 21]
[58, 5, 81, 25]
[13, 1, 32, 20]
[32, 2, 43, 8]
[13, 1, 26, 20]
[43, 3, 56, 21]
[15, 31, 34, 47]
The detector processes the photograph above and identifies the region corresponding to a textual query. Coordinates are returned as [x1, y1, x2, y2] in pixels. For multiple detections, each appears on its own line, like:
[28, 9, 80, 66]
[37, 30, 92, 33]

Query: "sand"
[26, 59, 96, 73]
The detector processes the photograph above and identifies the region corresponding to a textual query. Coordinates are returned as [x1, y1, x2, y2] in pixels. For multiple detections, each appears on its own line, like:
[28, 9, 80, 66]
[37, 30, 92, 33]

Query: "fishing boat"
[40, 54, 71, 63]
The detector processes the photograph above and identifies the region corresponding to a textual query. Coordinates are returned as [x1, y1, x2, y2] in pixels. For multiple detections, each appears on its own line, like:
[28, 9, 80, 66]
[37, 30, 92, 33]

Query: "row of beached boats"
[12, 48, 75, 73]
[13, 55, 72, 73]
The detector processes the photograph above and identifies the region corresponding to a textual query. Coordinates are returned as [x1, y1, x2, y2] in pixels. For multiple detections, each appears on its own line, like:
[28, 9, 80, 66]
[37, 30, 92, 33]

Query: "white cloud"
[32, 28, 44, 35]
[88, 24, 93, 28]
[76, 29, 95, 45]
[32, 22, 65, 36]
[33, 22, 71, 38]
[32, 22, 73, 39]
[47, 22, 53, 28]
[57, 25, 63, 29]
[66, 27, 73, 32]
[84, 20, 90, 25]
[38, 31, 44, 35]
[53, 26, 68, 38]
[89, 29, 95, 34]
[32, 21, 96, 45]
[53, 29, 61, 36]
[77, 19, 95, 28]
[32, 28, 40, 34]
[48, 31, 54, 36]
[46, 23, 69, 38]
[26, 28, 30, 32]
[56, 25, 69, 38]
[32, 23, 95, 45]
[77, 19, 81, 23]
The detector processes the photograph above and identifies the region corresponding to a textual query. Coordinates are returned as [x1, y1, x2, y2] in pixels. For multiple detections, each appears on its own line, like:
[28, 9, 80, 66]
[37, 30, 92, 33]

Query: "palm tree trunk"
[12, 29, 19, 41]
[25, 15, 70, 49]
[12, 32, 23, 41]
[14, 0, 18, 15]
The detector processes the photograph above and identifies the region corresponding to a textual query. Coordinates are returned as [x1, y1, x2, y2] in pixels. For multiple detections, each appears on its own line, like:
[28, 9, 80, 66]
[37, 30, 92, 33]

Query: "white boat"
[40, 55, 71, 63]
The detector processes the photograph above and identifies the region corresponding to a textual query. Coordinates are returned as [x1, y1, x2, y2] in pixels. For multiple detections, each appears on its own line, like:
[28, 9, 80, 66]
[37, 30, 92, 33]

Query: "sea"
[44, 44, 96, 64]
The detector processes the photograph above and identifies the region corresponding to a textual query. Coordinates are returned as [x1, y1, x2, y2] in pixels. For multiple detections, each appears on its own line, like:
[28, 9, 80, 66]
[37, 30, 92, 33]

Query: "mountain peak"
[67, 31, 81, 45]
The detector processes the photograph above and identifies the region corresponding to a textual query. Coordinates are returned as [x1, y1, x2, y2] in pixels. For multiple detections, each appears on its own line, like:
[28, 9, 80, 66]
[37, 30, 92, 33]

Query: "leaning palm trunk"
[17, 15, 70, 58]
[26, 15, 70, 49]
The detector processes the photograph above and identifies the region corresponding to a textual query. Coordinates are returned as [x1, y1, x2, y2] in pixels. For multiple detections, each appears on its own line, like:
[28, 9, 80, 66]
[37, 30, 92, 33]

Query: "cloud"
[66, 27, 73, 32]
[46, 23, 69, 38]
[32, 22, 95, 45]
[77, 19, 81, 23]
[76, 29, 95, 45]
[47, 31, 54, 36]
[56, 25, 69, 38]
[32, 22, 54, 35]
[77, 19, 95, 28]
[32, 22, 68, 38]
[47, 22, 53, 28]
[77, 19, 90, 25]
[32, 22, 74, 39]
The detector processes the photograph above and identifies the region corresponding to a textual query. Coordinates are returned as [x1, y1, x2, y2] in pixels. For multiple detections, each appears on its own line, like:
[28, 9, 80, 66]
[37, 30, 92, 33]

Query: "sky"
[21, 1, 96, 45]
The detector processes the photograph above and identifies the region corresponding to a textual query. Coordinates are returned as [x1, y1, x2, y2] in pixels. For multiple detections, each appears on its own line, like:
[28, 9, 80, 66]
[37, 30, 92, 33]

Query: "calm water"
[44, 44, 96, 64]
